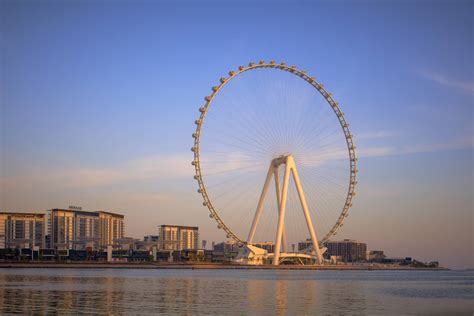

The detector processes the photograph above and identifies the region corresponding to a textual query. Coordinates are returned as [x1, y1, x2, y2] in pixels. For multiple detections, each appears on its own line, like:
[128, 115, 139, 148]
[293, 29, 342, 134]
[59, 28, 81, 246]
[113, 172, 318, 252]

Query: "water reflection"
[0, 269, 472, 314]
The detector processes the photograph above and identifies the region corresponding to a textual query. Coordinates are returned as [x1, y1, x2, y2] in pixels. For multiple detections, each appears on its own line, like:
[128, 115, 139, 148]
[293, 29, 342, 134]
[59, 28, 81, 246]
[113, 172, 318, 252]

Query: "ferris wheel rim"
[191, 61, 357, 246]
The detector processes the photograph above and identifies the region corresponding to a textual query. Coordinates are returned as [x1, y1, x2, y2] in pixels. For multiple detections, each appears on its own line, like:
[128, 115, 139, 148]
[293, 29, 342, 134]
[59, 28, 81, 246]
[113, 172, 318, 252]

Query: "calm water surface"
[0, 269, 472, 315]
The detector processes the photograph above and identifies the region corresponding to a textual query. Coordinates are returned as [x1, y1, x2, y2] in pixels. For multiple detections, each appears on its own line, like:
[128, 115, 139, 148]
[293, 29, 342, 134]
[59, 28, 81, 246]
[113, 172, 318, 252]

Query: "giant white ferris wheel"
[192, 61, 357, 265]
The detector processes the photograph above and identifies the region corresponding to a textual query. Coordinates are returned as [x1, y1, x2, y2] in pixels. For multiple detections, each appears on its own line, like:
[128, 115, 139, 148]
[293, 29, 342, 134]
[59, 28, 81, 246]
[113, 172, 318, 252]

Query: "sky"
[1, 0, 472, 268]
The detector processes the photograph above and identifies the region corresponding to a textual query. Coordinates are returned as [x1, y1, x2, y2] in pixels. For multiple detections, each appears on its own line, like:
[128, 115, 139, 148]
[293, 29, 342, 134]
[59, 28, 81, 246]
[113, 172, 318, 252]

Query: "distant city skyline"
[1, 1, 472, 269]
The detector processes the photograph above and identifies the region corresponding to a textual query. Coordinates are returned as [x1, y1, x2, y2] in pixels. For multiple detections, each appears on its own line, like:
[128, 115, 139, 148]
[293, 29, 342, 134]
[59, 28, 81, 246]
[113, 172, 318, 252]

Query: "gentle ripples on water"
[0, 269, 472, 314]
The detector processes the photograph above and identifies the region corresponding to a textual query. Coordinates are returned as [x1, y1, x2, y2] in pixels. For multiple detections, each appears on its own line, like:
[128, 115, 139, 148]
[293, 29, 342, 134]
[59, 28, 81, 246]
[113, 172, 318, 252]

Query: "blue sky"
[1, 0, 472, 268]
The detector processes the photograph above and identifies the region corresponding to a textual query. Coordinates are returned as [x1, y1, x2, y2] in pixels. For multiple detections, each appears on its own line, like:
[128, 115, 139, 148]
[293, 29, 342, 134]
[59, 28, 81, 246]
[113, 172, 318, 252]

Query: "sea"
[0, 268, 472, 315]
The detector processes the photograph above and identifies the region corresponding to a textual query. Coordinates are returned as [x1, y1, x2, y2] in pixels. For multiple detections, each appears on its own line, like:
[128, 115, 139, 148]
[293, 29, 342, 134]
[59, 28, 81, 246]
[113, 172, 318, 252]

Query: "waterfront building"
[211, 241, 239, 262]
[98, 211, 125, 248]
[0, 212, 45, 249]
[75, 211, 100, 250]
[48, 208, 124, 250]
[158, 225, 199, 250]
[325, 239, 367, 262]
[115, 237, 140, 251]
[252, 241, 275, 253]
[298, 239, 313, 252]
[212, 240, 238, 252]
[368, 250, 386, 262]
[49, 209, 95, 250]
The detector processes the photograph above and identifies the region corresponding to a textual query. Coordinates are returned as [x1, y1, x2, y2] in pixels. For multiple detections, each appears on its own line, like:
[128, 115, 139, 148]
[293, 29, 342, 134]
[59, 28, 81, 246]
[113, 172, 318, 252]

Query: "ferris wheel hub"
[271, 154, 292, 167]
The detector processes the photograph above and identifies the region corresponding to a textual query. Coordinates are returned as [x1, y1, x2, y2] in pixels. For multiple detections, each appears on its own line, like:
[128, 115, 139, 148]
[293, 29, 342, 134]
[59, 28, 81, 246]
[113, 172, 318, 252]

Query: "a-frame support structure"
[247, 155, 323, 265]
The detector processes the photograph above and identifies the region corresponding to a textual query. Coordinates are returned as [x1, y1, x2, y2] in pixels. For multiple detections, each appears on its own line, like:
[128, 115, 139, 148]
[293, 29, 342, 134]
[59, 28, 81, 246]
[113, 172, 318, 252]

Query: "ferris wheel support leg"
[273, 162, 291, 266]
[247, 164, 274, 244]
[289, 156, 323, 265]
[274, 167, 288, 253]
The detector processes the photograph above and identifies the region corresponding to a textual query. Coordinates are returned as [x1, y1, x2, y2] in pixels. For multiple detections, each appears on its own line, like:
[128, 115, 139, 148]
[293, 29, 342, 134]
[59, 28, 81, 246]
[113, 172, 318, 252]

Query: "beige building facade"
[0, 212, 45, 249]
[158, 225, 199, 251]
[48, 208, 124, 250]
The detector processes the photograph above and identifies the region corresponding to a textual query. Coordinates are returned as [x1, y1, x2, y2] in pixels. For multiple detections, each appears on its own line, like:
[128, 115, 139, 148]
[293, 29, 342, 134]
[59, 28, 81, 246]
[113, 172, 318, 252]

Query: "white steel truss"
[247, 154, 323, 265]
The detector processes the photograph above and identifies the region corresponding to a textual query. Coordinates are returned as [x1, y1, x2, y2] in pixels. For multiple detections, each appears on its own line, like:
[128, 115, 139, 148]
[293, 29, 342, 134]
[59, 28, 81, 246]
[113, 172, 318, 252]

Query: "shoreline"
[0, 262, 449, 270]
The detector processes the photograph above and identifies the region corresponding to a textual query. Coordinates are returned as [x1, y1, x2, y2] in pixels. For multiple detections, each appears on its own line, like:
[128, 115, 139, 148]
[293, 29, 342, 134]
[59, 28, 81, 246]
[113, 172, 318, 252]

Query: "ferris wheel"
[192, 61, 357, 265]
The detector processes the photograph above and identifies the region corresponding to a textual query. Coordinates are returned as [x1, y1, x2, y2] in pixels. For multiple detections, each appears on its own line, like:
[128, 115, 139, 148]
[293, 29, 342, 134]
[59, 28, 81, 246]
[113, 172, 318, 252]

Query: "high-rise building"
[158, 225, 199, 250]
[98, 211, 125, 248]
[48, 208, 124, 250]
[325, 239, 367, 262]
[0, 212, 45, 249]
[75, 211, 100, 250]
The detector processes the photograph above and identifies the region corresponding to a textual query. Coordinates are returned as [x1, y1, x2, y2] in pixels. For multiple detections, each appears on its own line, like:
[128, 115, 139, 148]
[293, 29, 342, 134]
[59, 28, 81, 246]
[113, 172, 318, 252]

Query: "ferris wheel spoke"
[297, 164, 348, 189]
[298, 170, 340, 230]
[203, 133, 271, 158]
[218, 89, 280, 153]
[201, 163, 266, 177]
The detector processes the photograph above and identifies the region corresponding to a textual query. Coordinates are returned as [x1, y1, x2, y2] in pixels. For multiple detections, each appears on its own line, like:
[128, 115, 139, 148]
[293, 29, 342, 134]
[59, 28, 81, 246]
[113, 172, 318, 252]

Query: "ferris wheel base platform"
[234, 244, 326, 266]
